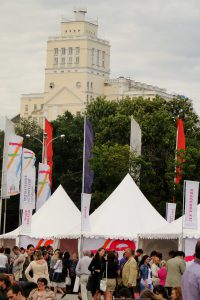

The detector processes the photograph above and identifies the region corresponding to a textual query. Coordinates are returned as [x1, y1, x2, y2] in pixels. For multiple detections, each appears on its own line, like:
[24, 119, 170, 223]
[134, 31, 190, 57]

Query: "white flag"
[20, 149, 36, 209]
[6, 134, 23, 196]
[184, 180, 199, 229]
[21, 208, 32, 234]
[36, 163, 51, 211]
[81, 193, 91, 232]
[166, 203, 176, 223]
[1, 118, 15, 198]
[130, 116, 142, 156]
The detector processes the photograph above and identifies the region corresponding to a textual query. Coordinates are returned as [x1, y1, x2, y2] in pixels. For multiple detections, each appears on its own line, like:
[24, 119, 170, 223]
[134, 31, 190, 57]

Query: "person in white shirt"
[0, 247, 8, 273]
[51, 252, 66, 298]
[76, 251, 92, 300]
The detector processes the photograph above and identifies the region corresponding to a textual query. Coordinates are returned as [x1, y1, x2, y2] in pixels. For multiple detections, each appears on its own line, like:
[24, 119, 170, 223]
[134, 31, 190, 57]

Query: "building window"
[102, 51, 105, 68]
[92, 48, 95, 65]
[87, 81, 89, 90]
[68, 47, 73, 55]
[25, 105, 28, 112]
[54, 48, 58, 55]
[97, 50, 100, 66]
[54, 57, 58, 65]
[75, 47, 80, 55]
[41, 104, 44, 109]
[68, 56, 72, 64]
[61, 57, 65, 64]
[91, 82, 93, 90]
[49, 82, 55, 89]
[75, 56, 79, 64]
[61, 48, 65, 55]
[87, 95, 89, 103]
[90, 96, 92, 101]
[34, 104, 37, 111]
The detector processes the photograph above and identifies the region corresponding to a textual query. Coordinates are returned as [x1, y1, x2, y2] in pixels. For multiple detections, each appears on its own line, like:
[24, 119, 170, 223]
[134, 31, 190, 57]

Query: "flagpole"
[3, 199, 7, 234]
[80, 115, 86, 258]
[181, 180, 186, 251]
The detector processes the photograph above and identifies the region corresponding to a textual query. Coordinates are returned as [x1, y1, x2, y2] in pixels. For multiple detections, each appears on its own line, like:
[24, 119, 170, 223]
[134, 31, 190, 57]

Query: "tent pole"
[181, 180, 186, 251]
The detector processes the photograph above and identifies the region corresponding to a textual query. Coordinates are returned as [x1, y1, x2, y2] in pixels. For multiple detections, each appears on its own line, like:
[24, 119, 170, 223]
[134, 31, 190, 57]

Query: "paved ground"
[56, 294, 78, 300]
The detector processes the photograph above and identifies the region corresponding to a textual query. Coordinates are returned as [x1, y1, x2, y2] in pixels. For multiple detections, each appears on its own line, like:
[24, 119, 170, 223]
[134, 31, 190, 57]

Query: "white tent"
[0, 185, 81, 239]
[79, 173, 168, 240]
[140, 204, 200, 240]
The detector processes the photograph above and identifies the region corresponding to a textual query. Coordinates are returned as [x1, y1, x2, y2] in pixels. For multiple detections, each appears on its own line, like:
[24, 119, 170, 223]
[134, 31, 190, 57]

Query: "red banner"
[45, 118, 53, 187]
[175, 117, 186, 184]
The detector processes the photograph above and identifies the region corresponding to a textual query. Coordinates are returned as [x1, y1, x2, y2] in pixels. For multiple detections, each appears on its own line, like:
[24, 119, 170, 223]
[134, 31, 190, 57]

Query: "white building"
[20, 8, 174, 124]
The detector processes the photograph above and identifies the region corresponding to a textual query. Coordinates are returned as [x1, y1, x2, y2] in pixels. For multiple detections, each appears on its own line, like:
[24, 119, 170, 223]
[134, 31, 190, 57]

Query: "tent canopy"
[80, 173, 168, 240]
[0, 185, 81, 239]
[140, 204, 200, 240]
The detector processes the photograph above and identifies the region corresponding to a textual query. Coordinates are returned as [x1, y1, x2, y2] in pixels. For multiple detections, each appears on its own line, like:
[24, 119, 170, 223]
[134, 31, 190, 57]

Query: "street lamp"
[25, 133, 65, 163]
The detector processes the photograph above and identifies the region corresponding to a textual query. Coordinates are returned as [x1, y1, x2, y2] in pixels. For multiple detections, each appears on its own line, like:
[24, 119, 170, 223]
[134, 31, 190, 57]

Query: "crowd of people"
[0, 240, 199, 300]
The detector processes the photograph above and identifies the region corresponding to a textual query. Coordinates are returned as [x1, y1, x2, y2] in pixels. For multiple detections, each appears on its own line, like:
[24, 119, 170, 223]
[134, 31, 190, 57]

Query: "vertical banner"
[130, 116, 142, 156]
[1, 118, 15, 198]
[20, 149, 36, 209]
[36, 163, 51, 211]
[21, 208, 32, 234]
[184, 180, 199, 229]
[6, 134, 23, 196]
[81, 193, 91, 232]
[45, 118, 53, 187]
[166, 203, 176, 223]
[83, 119, 94, 194]
[175, 117, 186, 184]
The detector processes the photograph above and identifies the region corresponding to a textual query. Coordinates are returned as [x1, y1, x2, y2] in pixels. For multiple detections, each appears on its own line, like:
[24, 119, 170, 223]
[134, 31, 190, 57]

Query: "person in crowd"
[51, 252, 66, 298]
[7, 272, 37, 298]
[122, 248, 137, 299]
[118, 287, 132, 298]
[42, 251, 50, 274]
[12, 246, 25, 281]
[22, 244, 35, 281]
[158, 261, 167, 287]
[171, 287, 182, 300]
[88, 248, 105, 300]
[46, 246, 53, 257]
[49, 249, 59, 282]
[151, 252, 162, 286]
[181, 240, 200, 300]
[76, 250, 92, 300]
[7, 284, 26, 300]
[153, 285, 169, 300]
[139, 254, 152, 292]
[4, 248, 11, 273]
[165, 251, 185, 296]
[20, 248, 26, 255]
[69, 252, 78, 292]
[140, 288, 166, 299]
[0, 274, 11, 299]
[134, 249, 143, 263]
[119, 253, 127, 271]
[0, 247, 8, 274]
[27, 277, 55, 300]
[102, 251, 118, 300]
[149, 251, 157, 266]
[25, 250, 49, 284]
[168, 250, 176, 259]
[62, 251, 71, 291]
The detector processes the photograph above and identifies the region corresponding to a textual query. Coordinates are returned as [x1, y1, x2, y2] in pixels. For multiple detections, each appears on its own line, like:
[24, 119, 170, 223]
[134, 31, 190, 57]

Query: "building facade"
[20, 8, 174, 124]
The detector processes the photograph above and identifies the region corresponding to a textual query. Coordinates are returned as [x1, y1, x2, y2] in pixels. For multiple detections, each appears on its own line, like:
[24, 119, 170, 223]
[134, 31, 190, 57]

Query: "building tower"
[20, 8, 110, 123]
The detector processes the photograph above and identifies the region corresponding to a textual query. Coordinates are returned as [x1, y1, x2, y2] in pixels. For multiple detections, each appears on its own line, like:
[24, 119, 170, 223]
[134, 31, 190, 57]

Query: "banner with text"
[166, 203, 176, 223]
[81, 193, 91, 232]
[21, 208, 32, 234]
[36, 163, 51, 211]
[20, 149, 36, 209]
[184, 180, 199, 229]
[6, 134, 23, 196]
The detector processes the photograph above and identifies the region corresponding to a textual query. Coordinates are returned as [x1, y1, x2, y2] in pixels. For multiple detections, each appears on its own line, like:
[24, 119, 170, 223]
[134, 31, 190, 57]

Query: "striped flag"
[36, 163, 51, 211]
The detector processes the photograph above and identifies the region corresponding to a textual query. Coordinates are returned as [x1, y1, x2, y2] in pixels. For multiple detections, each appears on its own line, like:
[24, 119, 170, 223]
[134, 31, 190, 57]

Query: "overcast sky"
[1, 0, 200, 122]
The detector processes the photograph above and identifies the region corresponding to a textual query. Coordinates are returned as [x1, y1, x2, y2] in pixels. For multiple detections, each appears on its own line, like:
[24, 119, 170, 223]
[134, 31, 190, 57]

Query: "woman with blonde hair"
[158, 261, 167, 287]
[25, 250, 49, 284]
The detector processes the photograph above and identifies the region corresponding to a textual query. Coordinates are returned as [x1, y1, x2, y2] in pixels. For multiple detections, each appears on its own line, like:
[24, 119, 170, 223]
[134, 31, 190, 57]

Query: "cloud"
[0, 0, 200, 119]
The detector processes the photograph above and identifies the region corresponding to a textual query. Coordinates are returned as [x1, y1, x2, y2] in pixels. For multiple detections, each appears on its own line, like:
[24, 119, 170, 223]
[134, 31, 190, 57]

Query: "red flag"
[45, 118, 53, 187]
[175, 117, 186, 184]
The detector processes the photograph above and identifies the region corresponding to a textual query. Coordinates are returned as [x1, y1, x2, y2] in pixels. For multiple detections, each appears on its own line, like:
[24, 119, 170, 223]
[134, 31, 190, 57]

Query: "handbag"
[100, 262, 108, 292]
[73, 276, 80, 293]
[65, 276, 71, 286]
